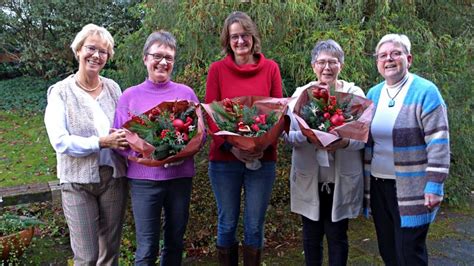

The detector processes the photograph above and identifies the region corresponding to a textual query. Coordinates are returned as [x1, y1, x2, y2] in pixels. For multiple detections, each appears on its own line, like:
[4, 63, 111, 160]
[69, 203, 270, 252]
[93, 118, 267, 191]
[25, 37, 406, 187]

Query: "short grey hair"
[310, 39, 345, 65]
[143, 30, 177, 56]
[70, 24, 115, 60]
[375, 33, 411, 55]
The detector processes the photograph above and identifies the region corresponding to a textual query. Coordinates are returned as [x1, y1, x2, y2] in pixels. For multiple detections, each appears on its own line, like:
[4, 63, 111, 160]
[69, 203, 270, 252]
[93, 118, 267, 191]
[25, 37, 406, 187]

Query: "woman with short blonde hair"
[44, 23, 128, 265]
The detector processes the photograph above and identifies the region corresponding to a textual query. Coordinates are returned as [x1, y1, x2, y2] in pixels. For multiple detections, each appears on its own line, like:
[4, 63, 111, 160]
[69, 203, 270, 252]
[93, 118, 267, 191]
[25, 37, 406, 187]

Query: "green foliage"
[211, 100, 278, 136]
[211, 102, 238, 132]
[0, 214, 43, 237]
[0, 76, 56, 114]
[0, 0, 142, 78]
[1, 203, 71, 264]
[0, 62, 22, 79]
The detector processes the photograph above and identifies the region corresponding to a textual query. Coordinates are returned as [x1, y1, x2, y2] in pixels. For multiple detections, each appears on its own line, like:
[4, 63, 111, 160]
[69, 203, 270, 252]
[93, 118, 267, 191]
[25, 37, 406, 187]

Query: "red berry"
[254, 116, 261, 124]
[312, 88, 321, 98]
[172, 119, 185, 131]
[251, 124, 260, 132]
[330, 114, 345, 126]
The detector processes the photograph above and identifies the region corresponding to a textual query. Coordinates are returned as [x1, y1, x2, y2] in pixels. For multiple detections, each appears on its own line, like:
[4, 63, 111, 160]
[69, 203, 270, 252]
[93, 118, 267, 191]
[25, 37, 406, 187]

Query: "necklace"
[386, 75, 409, 107]
[75, 77, 102, 92]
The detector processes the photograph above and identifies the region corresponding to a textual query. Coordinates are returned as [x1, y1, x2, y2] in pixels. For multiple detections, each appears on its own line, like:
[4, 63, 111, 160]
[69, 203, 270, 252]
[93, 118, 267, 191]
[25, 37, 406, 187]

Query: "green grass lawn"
[0, 76, 58, 187]
[0, 111, 57, 187]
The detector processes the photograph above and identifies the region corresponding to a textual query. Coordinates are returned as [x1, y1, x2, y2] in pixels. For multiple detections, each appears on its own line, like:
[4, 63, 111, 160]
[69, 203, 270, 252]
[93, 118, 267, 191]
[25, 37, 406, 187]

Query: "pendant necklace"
[386, 75, 409, 107]
[75, 76, 102, 92]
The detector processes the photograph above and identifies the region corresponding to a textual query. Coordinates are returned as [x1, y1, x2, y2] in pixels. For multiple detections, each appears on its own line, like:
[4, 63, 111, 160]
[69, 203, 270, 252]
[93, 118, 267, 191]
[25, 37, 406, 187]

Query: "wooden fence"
[0, 181, 60, 207]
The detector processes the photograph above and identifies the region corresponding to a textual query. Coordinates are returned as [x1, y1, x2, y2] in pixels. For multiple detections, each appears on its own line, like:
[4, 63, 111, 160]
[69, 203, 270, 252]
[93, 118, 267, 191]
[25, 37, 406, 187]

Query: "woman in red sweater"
[205, 11, 283, 266]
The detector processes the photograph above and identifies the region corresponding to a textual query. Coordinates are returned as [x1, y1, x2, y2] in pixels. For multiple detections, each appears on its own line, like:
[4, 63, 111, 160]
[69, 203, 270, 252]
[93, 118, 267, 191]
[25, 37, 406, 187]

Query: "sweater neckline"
[145, 78, 172, 89]
[223, 53, 265, 75]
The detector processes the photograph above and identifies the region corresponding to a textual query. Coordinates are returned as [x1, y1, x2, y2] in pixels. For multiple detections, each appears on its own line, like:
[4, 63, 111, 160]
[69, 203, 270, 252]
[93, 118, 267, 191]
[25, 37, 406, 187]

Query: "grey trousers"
[61, 166, 128, 266]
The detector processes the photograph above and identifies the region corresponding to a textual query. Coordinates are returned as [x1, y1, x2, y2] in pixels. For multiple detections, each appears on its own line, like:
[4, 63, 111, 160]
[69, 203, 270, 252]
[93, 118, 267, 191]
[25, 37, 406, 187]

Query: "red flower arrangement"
[293, 84, 374, 146]
[122, 100, 205, 167]
[210, 98, 279, 137]
[202, 96, 290, 153]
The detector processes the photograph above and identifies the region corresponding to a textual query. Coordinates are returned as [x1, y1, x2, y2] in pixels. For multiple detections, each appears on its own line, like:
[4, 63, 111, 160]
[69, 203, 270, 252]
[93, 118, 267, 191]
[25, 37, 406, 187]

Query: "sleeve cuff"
[344, 139, 365, 151]
[91, 136, 101, 151]
[424, 181, 444, 196]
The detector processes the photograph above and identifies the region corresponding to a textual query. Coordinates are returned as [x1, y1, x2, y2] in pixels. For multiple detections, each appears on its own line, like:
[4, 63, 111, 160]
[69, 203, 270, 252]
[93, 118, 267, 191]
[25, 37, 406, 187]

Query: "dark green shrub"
[0, 76, 57, 114]
[0, 1, 142, 79]
[0, 214, 43, 237]
[0, 62, 22, 79]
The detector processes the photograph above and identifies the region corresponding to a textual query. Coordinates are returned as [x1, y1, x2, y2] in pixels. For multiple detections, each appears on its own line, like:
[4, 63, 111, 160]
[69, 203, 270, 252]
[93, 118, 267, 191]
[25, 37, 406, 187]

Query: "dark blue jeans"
[302, 183, 348, 266]
[130, 177, 192, 266]
[208, 161, 276, 249]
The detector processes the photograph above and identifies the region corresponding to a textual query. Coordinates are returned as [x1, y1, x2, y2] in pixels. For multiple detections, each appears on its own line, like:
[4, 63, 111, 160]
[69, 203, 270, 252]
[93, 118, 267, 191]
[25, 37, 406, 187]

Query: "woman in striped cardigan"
[364, 33, 450, 266]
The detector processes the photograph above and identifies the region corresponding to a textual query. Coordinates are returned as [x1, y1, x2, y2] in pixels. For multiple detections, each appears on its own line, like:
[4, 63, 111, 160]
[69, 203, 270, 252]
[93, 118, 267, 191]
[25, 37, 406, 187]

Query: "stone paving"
[429, 197, 474, 266]
[312, 194, 474, 266]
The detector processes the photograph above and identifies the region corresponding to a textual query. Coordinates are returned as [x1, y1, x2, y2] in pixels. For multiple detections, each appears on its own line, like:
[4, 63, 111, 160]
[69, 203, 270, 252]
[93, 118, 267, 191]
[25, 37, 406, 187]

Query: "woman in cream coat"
[285, 39, 365, 266]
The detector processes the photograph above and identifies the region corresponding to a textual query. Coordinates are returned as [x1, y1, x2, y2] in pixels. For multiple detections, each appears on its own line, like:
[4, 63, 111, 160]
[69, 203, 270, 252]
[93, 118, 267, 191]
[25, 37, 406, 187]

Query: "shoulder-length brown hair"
[220, 11, 261, 56]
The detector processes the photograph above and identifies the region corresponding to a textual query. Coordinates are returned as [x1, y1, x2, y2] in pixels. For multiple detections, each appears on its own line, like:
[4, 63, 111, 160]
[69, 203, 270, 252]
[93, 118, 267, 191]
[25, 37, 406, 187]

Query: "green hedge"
[0, 76, 56, 114]
[110, 1, 473, 205]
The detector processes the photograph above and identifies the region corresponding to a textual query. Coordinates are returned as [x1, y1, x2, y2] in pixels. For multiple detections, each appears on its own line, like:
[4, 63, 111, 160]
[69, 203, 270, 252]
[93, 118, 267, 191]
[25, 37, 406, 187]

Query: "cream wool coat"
[285, 81, 365, 222]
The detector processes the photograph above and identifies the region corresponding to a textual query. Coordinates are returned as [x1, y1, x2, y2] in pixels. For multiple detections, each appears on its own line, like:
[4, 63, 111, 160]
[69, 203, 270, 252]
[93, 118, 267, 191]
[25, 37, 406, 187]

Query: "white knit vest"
[47, 75, 121, 183]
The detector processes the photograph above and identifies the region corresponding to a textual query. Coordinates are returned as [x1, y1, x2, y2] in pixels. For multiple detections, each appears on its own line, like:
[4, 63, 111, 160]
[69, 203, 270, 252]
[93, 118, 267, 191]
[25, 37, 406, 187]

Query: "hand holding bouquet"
[122, 100, 205, 167]
[293, 83, 374, 147]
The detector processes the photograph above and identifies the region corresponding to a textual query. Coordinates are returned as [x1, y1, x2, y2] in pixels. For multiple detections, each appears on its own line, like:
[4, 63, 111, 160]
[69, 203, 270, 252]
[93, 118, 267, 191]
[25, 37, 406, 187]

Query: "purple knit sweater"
[113, 79, 199, 181]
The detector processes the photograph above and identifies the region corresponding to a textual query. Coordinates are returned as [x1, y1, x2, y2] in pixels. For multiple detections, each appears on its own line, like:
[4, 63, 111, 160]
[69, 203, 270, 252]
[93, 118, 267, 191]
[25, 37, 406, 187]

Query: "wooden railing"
[0, 181, 61, 207]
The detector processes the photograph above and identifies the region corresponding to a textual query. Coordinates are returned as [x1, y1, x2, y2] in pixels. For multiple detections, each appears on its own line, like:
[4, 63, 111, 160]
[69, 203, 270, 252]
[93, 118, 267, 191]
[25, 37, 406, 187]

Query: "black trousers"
[302, 183, 349, 266]
[370, 176, 430, 266]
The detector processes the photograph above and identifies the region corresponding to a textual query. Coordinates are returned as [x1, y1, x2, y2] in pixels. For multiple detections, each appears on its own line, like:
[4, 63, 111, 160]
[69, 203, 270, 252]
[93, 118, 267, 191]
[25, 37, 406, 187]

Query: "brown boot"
[217, 243, 239, 266]
[243, 245, 262, 266]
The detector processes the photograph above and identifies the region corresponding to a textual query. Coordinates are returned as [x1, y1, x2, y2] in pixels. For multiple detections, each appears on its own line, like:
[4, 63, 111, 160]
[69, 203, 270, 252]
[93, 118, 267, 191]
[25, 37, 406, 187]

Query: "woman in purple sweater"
[114, 30, 199, 265]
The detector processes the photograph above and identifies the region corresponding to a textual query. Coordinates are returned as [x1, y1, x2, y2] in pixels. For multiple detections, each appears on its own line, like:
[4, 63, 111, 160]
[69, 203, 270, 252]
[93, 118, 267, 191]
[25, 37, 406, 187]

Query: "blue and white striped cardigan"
[364, 74, 450, 227]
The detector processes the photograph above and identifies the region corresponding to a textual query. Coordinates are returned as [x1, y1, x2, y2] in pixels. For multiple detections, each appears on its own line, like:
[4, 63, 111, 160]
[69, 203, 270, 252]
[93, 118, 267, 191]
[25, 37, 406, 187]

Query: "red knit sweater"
[205, 53, 283, 161]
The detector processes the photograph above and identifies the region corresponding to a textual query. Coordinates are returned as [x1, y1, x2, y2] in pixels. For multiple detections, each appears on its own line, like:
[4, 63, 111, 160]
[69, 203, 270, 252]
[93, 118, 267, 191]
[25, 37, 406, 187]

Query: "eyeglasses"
[230, 33, 251, 42]
[315, 60, 339, 68]
[146, 53, 175, 63]
[375, 50, 404, 62]
[83, 45, 109, 58]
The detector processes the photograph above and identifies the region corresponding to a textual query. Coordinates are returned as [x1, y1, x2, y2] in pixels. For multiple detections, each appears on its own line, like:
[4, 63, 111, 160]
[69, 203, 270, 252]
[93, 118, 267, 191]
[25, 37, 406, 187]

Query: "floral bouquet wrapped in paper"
[293, 84, 374, 146]
[202, 96, 290, 169]
[122, 100, 205, 167]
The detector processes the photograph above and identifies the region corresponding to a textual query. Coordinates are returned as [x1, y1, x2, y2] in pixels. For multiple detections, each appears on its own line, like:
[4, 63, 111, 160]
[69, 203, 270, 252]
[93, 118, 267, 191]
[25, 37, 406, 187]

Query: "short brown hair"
[220, 11, 261, 56]
[143, 30, 177, 56]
